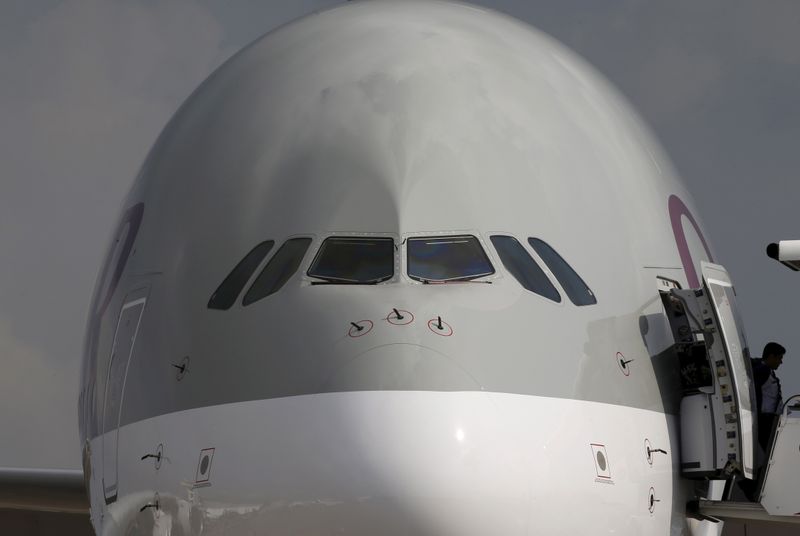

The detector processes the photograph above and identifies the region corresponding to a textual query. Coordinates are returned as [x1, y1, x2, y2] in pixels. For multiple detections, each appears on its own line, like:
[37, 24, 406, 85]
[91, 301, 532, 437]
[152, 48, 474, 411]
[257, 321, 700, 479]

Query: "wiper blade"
[310, 278, 386, 285]
[418, 277, 492, 284]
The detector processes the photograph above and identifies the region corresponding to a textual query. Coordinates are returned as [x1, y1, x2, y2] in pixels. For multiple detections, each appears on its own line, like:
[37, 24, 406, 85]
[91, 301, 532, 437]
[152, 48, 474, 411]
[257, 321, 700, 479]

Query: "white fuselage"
[80, 2, 718, 534]
[94, 392, 679, 535]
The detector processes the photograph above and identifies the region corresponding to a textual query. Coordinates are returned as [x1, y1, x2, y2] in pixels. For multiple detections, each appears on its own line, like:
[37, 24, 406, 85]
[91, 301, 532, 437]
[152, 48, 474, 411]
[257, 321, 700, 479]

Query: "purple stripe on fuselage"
[668, 195, 714, 288]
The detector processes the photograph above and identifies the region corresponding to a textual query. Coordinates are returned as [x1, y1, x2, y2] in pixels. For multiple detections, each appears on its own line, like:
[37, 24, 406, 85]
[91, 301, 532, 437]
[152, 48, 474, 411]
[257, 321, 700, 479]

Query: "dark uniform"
[751, 357, 783, 451]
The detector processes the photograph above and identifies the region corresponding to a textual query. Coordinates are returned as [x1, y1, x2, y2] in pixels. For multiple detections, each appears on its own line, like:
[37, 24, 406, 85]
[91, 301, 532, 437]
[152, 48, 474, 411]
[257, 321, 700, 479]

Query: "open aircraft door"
[699, 261, 757, 479]
[661, 261, 757, 481]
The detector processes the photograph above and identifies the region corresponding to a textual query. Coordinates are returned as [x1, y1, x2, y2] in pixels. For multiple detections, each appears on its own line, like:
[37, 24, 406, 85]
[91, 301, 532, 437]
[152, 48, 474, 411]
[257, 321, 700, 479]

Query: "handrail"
[782, 394, 800, 416]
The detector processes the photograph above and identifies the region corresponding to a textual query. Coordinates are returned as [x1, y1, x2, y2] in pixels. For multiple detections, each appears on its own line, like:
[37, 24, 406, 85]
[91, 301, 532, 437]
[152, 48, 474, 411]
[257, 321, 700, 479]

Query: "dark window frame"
[307, 236, 396, 284]
[242, 237, 313, 306]
[490, 234, 561, 303]
[406, 234, 495, 283]
[527, 237, 597, 306]
[208, 240, 275, 310]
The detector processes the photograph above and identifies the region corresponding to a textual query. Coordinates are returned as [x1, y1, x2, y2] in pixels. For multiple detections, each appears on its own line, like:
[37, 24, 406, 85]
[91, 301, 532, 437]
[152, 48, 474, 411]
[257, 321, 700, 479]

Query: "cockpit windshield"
[307, 237, 394, 283]
[407, 235, 494, 282]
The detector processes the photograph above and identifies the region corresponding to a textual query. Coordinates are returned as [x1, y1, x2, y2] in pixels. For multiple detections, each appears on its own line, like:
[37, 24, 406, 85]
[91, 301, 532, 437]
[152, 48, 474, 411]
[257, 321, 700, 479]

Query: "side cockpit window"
[528, 237, 597, 306]
[308, 237, 394, 284]
[243, 237, 312, 306]
[407, 235, 494, 282]
[490, 235, 561, 302]
[208, 241, 275, 310]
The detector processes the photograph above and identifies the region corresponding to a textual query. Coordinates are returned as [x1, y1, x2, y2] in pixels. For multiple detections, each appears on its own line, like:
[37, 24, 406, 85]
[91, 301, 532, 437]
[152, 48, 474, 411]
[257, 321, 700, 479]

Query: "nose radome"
[321, 343, 482, 393]
[237, 388, 529, 535]
[303, 350, 529, 535]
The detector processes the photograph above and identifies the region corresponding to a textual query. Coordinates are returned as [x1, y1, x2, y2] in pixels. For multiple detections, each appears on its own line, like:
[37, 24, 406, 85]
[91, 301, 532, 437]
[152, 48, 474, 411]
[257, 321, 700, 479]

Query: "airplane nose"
[321, 343, 482, 393]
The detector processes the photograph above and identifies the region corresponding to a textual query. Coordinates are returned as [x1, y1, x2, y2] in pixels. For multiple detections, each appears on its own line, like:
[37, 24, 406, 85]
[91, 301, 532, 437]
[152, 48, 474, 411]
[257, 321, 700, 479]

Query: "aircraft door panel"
[101, 291, 147, 504]
[701, 262, 756, 479]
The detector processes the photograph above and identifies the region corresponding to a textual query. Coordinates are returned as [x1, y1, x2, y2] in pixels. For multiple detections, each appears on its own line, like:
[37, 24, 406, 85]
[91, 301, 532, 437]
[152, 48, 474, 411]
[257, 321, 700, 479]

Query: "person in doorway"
[738, 342, 786, 502]
[751, 342, 786, 451]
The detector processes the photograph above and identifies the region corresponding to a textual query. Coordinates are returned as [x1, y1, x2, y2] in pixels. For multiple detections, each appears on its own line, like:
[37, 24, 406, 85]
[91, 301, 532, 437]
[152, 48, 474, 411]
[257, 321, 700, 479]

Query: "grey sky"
[1, 0, 798, 470]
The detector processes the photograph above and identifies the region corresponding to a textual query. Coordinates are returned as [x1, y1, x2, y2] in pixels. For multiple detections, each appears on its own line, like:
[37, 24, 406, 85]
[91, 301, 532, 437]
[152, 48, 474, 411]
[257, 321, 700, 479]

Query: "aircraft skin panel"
[89, 391, 684, 535]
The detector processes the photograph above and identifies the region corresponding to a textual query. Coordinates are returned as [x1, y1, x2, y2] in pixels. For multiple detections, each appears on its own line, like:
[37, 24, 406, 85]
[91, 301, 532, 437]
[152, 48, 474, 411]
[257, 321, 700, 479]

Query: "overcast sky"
[1, 0, 798, 470]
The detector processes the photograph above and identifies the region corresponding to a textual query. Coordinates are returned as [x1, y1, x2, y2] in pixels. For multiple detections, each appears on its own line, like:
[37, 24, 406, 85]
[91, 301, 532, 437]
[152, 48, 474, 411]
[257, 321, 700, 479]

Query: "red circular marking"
[386, 310, 414, 326]
[348, 319, 373, 338]
[427, 318, 453, 336]
[648, 487, 657, 514]
[616, 351, 631, 377]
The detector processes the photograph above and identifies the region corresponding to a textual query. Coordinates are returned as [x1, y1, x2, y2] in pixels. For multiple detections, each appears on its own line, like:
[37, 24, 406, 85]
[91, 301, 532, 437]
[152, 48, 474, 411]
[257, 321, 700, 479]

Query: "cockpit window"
[209, 240, 275, 310]
[528, 237, 597, 306]
[242, 237, 312, 305]
[490, 235, 561, 302]
[307, 237, 394, 283]
[407, 235, 494, 282]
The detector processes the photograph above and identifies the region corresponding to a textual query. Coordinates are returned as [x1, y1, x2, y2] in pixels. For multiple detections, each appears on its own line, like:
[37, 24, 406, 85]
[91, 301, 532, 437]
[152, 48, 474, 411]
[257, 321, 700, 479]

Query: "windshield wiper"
[418, 277, 492, 284]
[310, 277, 387, 285]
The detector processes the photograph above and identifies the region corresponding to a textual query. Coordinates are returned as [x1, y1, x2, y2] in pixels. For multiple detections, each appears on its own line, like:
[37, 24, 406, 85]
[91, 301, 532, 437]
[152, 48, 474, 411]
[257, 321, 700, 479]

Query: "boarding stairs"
[698, 395, 800, 525]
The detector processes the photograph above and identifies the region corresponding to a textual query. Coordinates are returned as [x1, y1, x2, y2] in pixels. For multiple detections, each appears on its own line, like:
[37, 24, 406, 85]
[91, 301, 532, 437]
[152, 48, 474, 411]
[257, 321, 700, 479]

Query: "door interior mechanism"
[659, 262, 756, 482]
